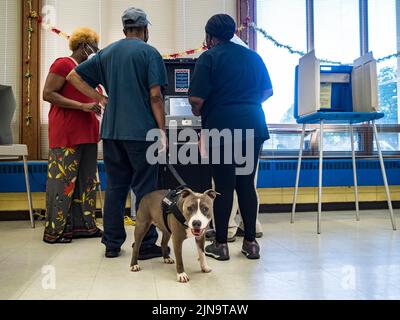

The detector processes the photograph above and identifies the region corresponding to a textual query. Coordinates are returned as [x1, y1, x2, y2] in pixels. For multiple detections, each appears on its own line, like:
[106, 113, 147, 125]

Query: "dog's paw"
[131, 265, 141, 272]
[177, 272, 189, 283]
[164, 257, 175, 264]
[201, 265, 212, 273]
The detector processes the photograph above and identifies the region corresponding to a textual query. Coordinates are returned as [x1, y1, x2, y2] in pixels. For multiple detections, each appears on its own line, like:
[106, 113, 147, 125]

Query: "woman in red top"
[42, 28, 104, 243]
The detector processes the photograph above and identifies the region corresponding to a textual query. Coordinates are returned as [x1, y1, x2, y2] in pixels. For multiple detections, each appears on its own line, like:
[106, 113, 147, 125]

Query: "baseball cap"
[122, 7, 151, 28]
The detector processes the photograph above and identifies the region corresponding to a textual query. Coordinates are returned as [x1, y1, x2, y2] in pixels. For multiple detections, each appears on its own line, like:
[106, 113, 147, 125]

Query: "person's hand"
[81, 103, 102, 116]
[192, 106, 201, 117]
[98, 95, 108, 107]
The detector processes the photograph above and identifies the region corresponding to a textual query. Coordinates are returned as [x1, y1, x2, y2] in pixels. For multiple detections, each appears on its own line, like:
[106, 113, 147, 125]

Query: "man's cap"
[122, 7, 151, 28]
[205, 14, 236, 41]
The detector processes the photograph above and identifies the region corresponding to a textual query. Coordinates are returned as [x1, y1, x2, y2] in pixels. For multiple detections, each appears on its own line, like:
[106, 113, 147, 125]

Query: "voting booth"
[291, 50, 396, 233]
[0, 85, 16, 145]
[0, 85, 34, 227]
[164, 59, 201, 129]
[158, 59, 211, 193]
[294, 50, 380, 120]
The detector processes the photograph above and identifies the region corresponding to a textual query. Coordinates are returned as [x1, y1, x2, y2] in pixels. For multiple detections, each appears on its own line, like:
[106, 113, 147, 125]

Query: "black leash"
[167, 163, 187, 187]
[162, 158, 189, 233]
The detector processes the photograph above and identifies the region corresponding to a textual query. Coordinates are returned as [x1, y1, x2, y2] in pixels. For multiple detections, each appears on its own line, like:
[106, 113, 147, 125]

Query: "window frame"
[251, 0, 400, 158]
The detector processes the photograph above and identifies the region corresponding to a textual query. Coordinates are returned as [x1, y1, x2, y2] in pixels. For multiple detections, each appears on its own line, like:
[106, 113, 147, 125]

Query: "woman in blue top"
[189, 14, 273, 261]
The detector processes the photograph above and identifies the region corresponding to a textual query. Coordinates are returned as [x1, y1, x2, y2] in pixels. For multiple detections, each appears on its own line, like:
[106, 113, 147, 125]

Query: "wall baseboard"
[1, 202, 399, 222]
[260, 201, 400, 213]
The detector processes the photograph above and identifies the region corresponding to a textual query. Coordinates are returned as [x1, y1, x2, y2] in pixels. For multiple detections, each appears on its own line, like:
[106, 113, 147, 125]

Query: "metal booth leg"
[291, 123, 306, 224]
[372, 120, 397, 231]
[350, 124, 360, 221]
[23, 156, 35, 228]
[317, 120, 324, 234]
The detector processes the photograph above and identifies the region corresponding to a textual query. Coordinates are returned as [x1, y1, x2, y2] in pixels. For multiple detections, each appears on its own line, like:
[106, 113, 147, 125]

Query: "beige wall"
[99, 0, 236, 53]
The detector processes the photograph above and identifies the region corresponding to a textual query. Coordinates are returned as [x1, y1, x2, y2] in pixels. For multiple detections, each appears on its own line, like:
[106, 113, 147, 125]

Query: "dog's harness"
[162, 185, 189, 233]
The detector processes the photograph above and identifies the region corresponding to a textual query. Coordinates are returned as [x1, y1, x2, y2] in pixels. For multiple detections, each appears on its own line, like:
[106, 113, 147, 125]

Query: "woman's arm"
[43, 73, 102, 115]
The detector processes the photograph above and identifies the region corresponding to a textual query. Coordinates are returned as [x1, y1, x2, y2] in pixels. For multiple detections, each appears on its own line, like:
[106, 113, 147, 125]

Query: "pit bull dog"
[130, 188, 218, 283]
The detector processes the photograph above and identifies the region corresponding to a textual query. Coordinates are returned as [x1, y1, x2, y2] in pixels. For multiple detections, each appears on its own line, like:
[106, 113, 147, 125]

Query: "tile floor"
[1, 210, 400, 300]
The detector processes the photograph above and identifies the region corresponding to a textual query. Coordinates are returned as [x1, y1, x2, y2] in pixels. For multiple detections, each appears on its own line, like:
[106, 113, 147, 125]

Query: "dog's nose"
[192, 220, 202, 229]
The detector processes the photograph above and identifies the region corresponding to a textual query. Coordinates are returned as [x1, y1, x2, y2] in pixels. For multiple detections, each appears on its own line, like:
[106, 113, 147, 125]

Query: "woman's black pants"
[211, 138, 264, 243]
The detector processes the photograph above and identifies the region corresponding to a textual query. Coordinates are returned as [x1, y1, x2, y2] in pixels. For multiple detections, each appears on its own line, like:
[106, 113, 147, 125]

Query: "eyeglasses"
[85, 43, 99, 53]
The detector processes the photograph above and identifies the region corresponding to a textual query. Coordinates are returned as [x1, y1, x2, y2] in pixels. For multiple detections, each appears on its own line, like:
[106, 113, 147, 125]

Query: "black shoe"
[105, 248, 121, 258]
[241, 240, 260, 260]
[137, 244, 170, 261]
[205, 229, 216, 241]
[205, 241, 230, 261]
[205, 229, 236, 243]
[235, 228, 263, 239]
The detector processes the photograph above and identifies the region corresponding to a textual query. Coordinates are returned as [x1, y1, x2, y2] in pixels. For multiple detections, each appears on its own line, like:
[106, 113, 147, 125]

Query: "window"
[314, 0, 360, 153]
[369, 0, 399, 151]
[0, 0, 21, 144]
[257, 0, 307, 151]
[257, 0, 400, 156]
[257, 0, 307, 125]
[314, 0, 360, 65]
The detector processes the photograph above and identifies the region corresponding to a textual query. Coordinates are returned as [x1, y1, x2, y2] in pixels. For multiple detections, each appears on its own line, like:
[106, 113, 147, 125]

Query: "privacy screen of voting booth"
[164, 58, 201, 128]
[294, 50, 379, 119]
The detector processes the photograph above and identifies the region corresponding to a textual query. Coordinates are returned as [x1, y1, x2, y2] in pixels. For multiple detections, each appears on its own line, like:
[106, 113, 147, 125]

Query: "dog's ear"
[204, 189, 220, 200]
[179, 188, 194, 198]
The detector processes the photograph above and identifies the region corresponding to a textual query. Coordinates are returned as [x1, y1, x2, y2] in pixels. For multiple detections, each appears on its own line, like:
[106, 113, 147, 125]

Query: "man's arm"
[43, 73, 101, 115]
[188, 96, 205, 116]
[150, 85, 167, 152]
[66, 70, 108, 106]
[150, 85, 166, 131]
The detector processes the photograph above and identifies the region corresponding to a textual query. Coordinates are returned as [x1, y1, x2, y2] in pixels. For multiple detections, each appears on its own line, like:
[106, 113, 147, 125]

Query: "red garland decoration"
[51, 28, 61, 35]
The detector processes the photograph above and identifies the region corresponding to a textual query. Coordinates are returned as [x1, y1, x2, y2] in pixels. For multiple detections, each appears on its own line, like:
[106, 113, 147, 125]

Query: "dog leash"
[161, 156, 190, 233]
[166, 153, 188, 187]
[167, 164, 187, 187]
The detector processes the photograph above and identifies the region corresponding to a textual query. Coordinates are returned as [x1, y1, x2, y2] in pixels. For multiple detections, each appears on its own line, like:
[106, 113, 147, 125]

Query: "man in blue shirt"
[67, 7, 168, 259]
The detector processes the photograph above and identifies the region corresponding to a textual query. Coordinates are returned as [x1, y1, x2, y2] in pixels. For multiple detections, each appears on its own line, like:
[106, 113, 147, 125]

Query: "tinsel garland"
[24, 0, 36, 126]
